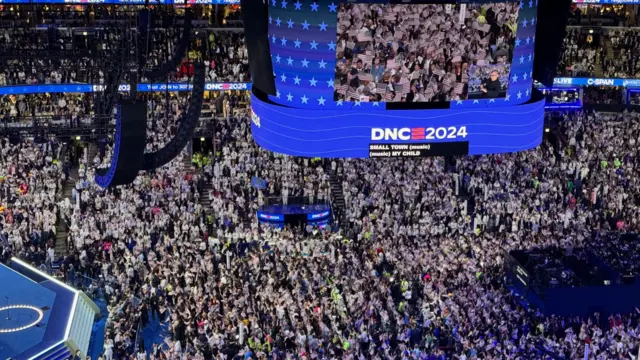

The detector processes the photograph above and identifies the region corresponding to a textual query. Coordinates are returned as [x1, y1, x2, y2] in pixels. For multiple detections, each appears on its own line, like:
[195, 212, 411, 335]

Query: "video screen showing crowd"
[333, 2, 519, 103]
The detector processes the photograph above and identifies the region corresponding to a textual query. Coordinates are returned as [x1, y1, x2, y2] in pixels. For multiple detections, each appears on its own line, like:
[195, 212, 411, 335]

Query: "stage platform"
[0, 259, 100, 360]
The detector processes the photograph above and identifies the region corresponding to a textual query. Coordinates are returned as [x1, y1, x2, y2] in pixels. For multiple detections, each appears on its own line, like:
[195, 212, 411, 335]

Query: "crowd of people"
[556, 29, 602, 78]
[5, 6, 640, 360]
[334, 3, 518, 103]
[603, 28, 640, 79]
[4, 95, 640, 359]
[0, 26, 249, 86]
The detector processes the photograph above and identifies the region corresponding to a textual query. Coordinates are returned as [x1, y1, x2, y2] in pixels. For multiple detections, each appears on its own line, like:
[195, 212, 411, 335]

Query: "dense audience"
[556, 29, 601, 78]
[0, 27, 249, 85]
[604, 28, 640, 79]
[5, 98, 640, 359]
[6, 8, 640, 360]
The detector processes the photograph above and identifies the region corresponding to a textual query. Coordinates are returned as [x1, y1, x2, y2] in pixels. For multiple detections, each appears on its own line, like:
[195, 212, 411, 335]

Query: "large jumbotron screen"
[334, 3, 520, 103]
[249, 0, 544, 158]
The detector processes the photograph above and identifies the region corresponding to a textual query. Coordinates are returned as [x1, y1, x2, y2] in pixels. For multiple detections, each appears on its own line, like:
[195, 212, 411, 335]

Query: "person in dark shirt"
[480, 70, 502, 98]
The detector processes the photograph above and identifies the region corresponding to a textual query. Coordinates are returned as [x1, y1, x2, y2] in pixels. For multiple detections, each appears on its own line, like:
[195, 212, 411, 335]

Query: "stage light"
[545, 128, 550, 133]
[200, 137, 205, 142]
[75, 136, 81, 140]
[82, 32, 87, 36]
[0, 305, 44, 333]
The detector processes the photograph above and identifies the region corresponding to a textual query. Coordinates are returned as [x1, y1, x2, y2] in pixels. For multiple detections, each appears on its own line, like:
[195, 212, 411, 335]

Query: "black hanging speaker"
[533, 0, 572, 87]
[95, 100, 148, 188]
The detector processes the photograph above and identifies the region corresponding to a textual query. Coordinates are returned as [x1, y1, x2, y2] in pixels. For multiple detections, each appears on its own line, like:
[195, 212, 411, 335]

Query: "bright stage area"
[0, 265, 56, 358]
[0, 259, 100, 360]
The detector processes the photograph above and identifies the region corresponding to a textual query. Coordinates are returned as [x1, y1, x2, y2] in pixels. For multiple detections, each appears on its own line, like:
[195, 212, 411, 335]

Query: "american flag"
[434, 69, 446, 78]
[402, 82, 411, 94]
[346, 87, 358, 99]
[453, 82, 465, 95]
[442, 75, 452, 91]
[477, 48, 487, 60]
[377, 83, 388, 92]
[385, 91, 394, 101]
[336, 84, 348, 95]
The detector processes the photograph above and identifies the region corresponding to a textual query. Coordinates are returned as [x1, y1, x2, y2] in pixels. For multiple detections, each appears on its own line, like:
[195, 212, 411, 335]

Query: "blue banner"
[553, 77, 640, 88]
[0, 0, 239, 4]
[307, 211, 331, 221]
[251, 93, 545, 158]
[251, 176, 267, 189]
[256, 212, 284, 222]
[0, 82, 251, 95]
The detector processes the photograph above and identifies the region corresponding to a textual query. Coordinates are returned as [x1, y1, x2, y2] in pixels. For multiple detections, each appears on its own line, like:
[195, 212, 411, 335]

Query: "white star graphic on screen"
[294, 0, 301, 10]
[287, 57, 294, 65]
[517, 91, 523, 99]
[519, 55, 525, 64]
[505, 94, 511, 101]
[525, 37, 531, 45]
[310, 40, 318, 49]
[531, 18, 536, 26]
[269, 16, 273, 24]
[302, 20, 310, 30]
[372, 102, 379, 107]
[327, 79, 334, 88]
[293, 75, 301, 85]
[301, 95, 309, 104]
[317, 96, 326, 105]
[354, 101, 361, 106]
[271, 0, 276, 6]
[512, 74, 519, 83]
[76, 86, 81, 91]
[275, 54, 281, 63]
[523, 72, 528, 80]
[328, 41, 336, 50]
[529, 0, 533, 7]
[526, 89, 530, 96]
[337, 99, 344, 106]
[529, 71, 533, 78]
[271, 35, 276, 43]
[294, 39, 301, 48]
[275, 18, 282, 26]
[281, 0, 287, 8]
[457, 100, 463, 105]
[287, 19, 294, 28]
[528, 53, 533, 62]
[319, 21, 328, 31]
[329, 2, 337, 12]
[318, 59, 327, 68]
[519, 1, 523, 9]
[280, 37, 287, 46]
[309, 78, 317, 86]
[515, 38, 521, 47]
[522, 18, 528, 27]
[287, 93, 293, 102]
[280, 74, 287, 82]
[276, 91, 281, 98]
[473, 100, 479, 104]
[489, 98, 495, 103]
[310, 2, 319, 11]
[301, 58, 309, 67]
